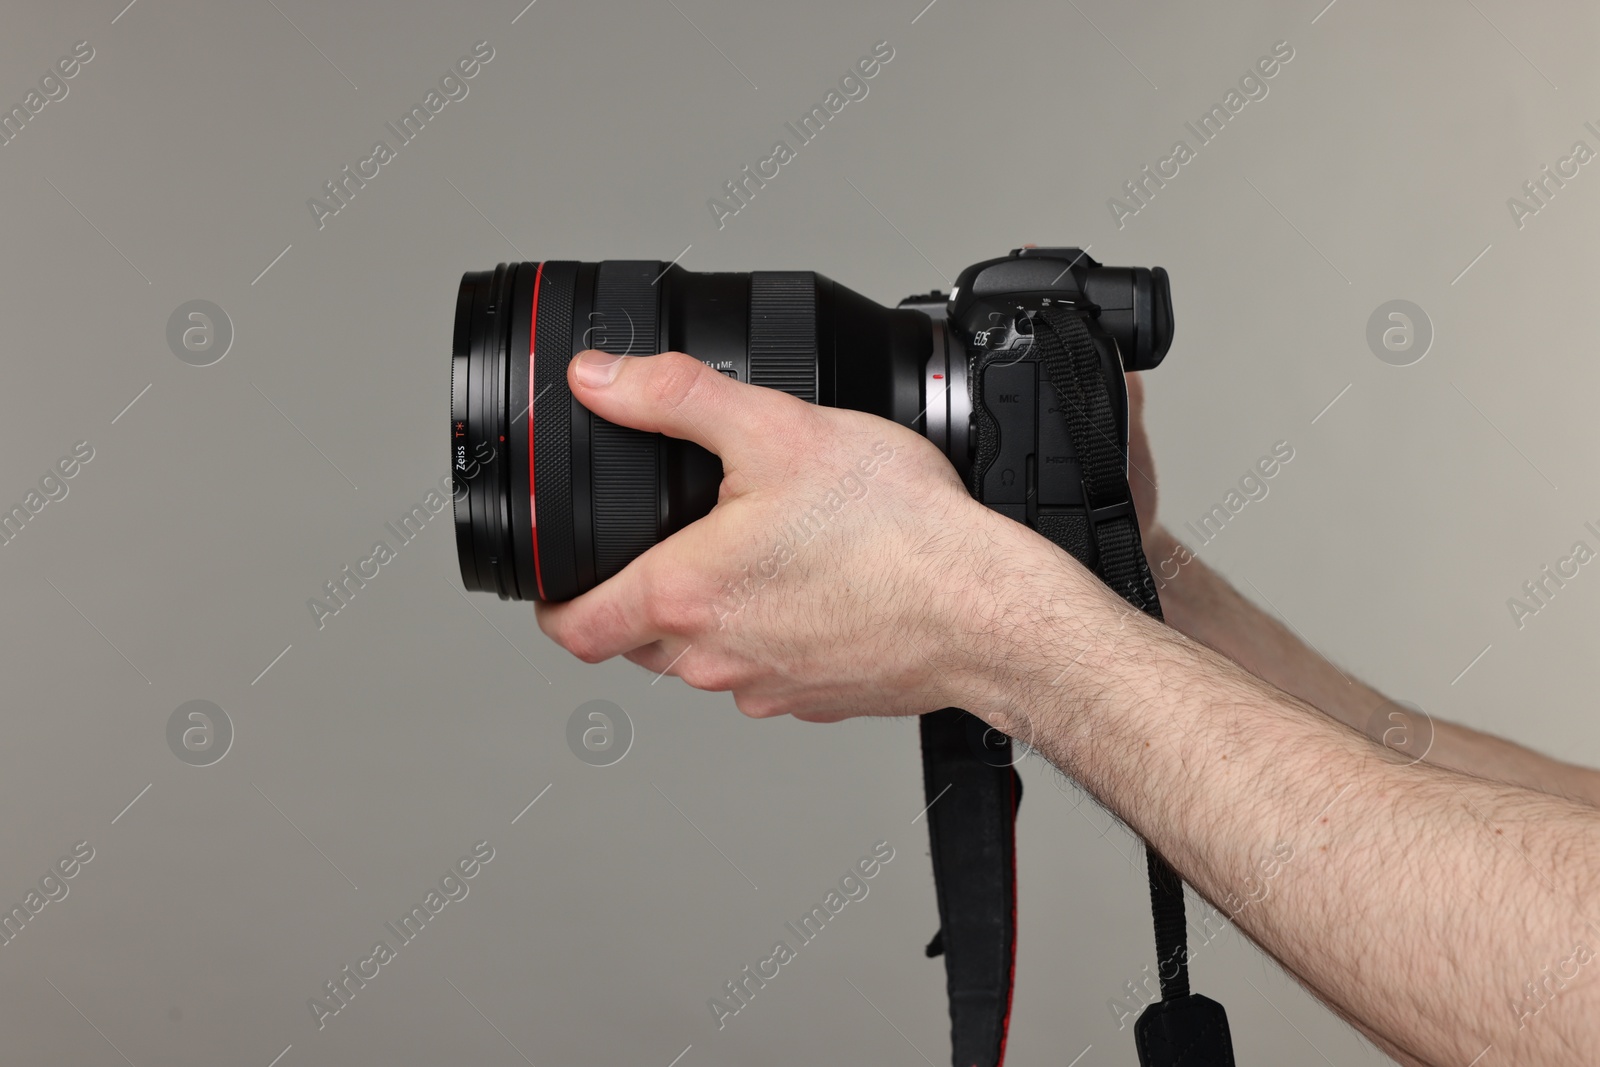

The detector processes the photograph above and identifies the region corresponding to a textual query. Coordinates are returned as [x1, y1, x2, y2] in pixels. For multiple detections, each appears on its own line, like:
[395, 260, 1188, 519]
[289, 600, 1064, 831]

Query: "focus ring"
[533, 261, 578, 601]
[590, 261, 663, 582]
[749, 272, 817, 402]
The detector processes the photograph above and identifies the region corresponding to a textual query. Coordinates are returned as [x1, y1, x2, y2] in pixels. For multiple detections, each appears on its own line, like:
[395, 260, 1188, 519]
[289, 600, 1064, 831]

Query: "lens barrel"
[451, 260, 931, 601]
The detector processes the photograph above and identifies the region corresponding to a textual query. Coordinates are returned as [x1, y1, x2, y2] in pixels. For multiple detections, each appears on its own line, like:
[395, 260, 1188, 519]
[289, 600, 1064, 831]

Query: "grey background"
[0, 0, 1594, 1063]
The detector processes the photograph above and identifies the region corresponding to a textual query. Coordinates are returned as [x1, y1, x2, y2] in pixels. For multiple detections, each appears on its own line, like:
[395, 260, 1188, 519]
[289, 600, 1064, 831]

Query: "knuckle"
[570, 601, 628, 663]
[634, 566, 669, 629]
[656, 600, 701, 637]
[540, 614, 587, 660]
[565, 633, 605, 664]
[639, 566, 707, 636]
[647, 352, 708, 411]
[764, 388, 816, 432]
[734, 691, 784, 719]
[678, 658, 734, 693]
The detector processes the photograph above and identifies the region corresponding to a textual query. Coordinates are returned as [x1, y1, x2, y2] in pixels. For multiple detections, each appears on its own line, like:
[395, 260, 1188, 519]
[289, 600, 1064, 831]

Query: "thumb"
[567, 349, 805, 460]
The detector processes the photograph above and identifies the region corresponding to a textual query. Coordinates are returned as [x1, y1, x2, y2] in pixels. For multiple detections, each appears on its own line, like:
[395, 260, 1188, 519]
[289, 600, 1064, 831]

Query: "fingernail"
[574, 350, 624, 388]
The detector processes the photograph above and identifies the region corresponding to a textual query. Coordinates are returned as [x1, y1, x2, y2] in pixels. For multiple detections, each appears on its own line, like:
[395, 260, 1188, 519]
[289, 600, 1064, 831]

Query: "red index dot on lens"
[932, 374, 943, 379]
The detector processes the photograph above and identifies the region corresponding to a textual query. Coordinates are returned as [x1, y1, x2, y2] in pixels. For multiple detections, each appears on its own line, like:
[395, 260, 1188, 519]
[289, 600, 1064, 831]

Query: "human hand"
[535, 350, 1102, 724]
[1124, 371, 1160, 544]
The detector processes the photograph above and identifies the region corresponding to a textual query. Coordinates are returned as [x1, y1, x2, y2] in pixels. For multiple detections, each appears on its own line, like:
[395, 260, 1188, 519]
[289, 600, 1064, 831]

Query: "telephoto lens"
[450, 252, 1173, 602]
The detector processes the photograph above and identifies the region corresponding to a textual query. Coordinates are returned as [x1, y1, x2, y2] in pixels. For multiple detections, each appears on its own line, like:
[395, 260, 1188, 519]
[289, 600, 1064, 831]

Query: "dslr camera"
[449, 246, 1173, 598]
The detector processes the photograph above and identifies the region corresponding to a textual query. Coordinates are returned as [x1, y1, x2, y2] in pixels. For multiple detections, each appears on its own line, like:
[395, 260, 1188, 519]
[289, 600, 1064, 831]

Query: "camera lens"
[450, 261, 933, 601]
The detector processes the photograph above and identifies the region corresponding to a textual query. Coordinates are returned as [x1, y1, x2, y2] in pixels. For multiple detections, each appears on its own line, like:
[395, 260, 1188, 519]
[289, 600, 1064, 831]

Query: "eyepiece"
[1144, 266, 1174, 371]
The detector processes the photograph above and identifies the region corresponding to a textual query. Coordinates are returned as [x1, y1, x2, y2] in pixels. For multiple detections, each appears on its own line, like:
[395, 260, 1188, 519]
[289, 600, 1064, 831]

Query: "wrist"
[947, 526, 1140, 748]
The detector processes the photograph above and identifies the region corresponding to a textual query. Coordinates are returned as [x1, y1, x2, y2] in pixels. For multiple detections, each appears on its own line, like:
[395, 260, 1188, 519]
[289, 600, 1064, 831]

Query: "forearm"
[977, 554, 1600, 1065]
[1146, 525, 1600, 807]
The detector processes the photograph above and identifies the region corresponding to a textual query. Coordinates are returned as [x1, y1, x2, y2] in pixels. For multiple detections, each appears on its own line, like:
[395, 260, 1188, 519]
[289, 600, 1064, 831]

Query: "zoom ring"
[749, 272, 818, 402]
[532, 262, 578, 601]
[590, 261, 663, 582]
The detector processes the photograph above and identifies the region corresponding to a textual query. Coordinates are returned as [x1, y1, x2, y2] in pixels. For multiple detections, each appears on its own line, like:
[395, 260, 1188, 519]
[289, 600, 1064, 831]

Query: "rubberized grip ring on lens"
[532, 261, 578, 601]
[749, 272, 818, 402]
[590, 261, 663, 583]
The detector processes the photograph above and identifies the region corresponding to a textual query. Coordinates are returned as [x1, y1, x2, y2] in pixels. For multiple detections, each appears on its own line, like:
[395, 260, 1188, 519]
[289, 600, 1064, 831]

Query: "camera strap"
[918, 707, 1022, 1067]
[919, 306, 1235, 1067]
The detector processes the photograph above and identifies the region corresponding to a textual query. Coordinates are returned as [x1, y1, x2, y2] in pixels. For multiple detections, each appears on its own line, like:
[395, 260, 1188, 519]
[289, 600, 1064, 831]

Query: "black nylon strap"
[1036, 308, 1161, 615]
[919, 709, 1020, 1067]
[1032, 306, 1235, 1067]
[1146, 847, 1190, 1000]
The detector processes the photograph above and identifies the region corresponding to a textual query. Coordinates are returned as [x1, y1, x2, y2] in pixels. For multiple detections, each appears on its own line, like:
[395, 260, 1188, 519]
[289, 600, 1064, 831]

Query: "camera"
[449, 248, 1173, 601]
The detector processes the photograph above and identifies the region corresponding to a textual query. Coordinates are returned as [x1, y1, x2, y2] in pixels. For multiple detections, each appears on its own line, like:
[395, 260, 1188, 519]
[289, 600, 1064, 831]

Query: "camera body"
[902, 247, 1173, 530]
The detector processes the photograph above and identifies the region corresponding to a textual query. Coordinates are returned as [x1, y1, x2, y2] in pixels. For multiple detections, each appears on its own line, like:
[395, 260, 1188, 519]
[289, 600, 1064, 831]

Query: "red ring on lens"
[528, 261, 546, 600]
